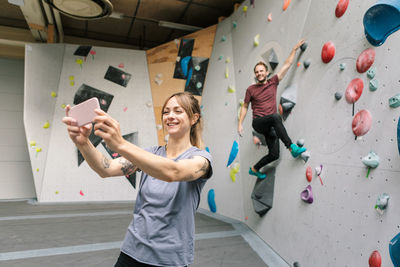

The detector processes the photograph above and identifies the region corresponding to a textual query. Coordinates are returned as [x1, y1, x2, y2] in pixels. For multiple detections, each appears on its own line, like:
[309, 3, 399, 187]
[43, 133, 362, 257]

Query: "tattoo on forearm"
[195, 159, 209, 175]
[102, 156, 111, 169]
[119, 158, 136, 176]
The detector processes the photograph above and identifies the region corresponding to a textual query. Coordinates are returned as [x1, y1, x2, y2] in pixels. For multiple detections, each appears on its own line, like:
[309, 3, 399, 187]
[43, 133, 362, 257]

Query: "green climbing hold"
[369, 79, 378, 91]
[389, 93, 400, 108]
[367, 66, 376, 79]
[339, 63, 346, 71]
[196, 82, 202, 89]
[221, 35, 227, 42]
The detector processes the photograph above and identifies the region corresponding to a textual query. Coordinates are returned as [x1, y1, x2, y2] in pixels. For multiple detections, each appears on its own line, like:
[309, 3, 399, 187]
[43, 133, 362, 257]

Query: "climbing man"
[238, 39, 306, 179]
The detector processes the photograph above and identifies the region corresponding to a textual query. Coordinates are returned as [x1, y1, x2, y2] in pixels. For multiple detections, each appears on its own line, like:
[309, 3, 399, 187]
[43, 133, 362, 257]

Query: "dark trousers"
[252, 113, 292, 171]
[114, 252, 187, 267]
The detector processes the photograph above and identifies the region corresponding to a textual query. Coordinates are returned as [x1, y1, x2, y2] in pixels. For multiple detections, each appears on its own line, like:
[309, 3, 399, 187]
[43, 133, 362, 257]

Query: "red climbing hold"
[321, 41, 335, 63]
[356, 48, 375, 73]
[368, 250, 381, 267]
[345, 78, 364, 104]
[306, 166, 312, 182]
[335, 0, 349, 18]
[352, 109, 372, 136]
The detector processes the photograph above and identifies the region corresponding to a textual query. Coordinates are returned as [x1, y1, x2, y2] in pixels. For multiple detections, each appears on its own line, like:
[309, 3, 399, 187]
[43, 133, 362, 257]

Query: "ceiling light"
[8, 0, 24, 6]
[158, 21, 203, 32]
[43, 0, 113, 20]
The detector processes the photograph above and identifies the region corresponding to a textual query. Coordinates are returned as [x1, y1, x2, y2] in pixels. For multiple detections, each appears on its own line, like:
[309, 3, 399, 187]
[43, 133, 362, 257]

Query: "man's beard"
[257, 77, 266, 83]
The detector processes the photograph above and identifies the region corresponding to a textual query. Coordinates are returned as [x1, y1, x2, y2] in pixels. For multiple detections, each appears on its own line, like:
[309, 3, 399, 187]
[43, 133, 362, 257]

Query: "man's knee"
[270, 150, 280, 161]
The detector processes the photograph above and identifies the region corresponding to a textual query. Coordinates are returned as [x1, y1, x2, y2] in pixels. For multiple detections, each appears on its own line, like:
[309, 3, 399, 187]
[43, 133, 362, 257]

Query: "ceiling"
[0, 0, 244, 50]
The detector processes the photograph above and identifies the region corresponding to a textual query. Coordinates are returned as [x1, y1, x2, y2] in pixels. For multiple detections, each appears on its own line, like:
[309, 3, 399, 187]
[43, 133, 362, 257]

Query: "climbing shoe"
[290, 143, 306, 158]
[249, 167, 266, 179]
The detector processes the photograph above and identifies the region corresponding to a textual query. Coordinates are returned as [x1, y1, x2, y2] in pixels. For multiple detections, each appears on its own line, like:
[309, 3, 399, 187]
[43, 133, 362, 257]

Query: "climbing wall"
[200, 0, 400, 265]
[24, 44, 157, 202]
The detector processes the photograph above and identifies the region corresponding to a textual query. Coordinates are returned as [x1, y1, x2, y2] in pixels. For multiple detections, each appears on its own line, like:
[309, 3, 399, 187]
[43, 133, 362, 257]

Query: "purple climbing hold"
[301, 185, 314, 204]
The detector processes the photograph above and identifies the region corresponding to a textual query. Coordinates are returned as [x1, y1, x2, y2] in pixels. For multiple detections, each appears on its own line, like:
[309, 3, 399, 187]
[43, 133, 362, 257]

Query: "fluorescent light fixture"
[43, 0, 113, 20]
[158, 20, 203, 32]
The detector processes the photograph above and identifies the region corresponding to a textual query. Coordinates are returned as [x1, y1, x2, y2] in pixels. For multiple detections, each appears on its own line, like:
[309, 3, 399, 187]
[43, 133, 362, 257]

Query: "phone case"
[68, 97, 100, 126]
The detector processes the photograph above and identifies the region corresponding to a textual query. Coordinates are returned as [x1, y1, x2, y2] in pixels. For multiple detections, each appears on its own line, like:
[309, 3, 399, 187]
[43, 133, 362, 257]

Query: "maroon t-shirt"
[244, 75, 279, 119]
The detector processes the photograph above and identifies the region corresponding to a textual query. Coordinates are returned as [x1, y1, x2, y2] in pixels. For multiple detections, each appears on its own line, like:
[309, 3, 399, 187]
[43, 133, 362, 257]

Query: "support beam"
[47, 24, 54, 43]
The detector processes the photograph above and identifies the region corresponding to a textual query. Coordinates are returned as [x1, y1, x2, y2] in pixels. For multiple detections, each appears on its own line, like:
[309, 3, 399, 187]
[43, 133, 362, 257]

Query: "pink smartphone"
[67, 97, 100, 126]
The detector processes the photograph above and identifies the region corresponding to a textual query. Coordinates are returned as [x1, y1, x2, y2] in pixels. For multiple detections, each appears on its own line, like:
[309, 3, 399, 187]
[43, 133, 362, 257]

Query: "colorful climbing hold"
[368, 250, 382, 267]
[118, 63, 124, 68]
[389, 93, 400, 108]
[356, 48, 375, 73]
[254, 34, 260, 47]
[229, 163, 240, 182]
[303, 59, 311, 69]
[227, 140, 239, 167]
[35, 147, 42, 152]
[369, 79, 379, 91]
[29, 141, 36, 147]
[232, 21, 237, 28]
[61, 104, 66, 109]
[218, 55, 223, 60]
[315, 165, 324, 185]
[335, 0, 349, 18]
[362, 151, 380, 177]
[389, 232, 400, 266]
[321, 41, 335, 63]
[345, 78, 364, 104]
[267, 13, 272, 22]
[363, 0, 400, 46]
[352, 109, 372, 136]
[375, 193, 389, 211]
[300, 42, 308, 52]
[208, 189, 217, 213]
[282, 0, 291, 11]
[306, 166, 312, 182]
[51, 91, 57, 98]
[367, 66, 376, 79]
[225, 66, 229, 79]
[79, 190, 84, 196]
[43, 121, 50, 129]
[221, 35, 227, 42]
[228, 85, 235, 93]
[335, 92, 343, 100]
[225, 57, 231, 63]
[339, 63, 346, 71]
[242, 5, 248, 12]
[301, 185, 313, 204]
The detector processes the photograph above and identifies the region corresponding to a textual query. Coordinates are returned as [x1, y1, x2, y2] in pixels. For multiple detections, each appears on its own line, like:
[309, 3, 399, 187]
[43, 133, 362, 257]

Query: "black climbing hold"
[300, 42, 308, 52]
[335, 92, 343, 100]
[303, 59, 311, 69]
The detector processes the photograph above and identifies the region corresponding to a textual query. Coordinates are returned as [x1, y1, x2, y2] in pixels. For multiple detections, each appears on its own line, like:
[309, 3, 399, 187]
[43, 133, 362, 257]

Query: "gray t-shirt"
[121, 146, 213, 267]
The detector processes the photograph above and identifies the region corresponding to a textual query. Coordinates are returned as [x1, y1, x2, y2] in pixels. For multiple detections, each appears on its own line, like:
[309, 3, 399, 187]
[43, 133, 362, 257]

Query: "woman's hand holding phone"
[62, 105, 93, 146]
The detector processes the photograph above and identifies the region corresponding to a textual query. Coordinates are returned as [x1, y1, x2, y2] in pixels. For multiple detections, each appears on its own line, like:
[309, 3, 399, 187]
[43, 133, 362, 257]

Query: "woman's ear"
[191, 113, 200, 126]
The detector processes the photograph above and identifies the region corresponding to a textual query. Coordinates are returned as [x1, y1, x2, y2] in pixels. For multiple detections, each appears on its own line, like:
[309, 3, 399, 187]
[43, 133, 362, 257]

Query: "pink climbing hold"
[356, 48, 375, 73]
[321, 41, 335, 63]
[282, 0, 291, 11]
[352, 109, 372, 136]
[306, 166, 312, 182]
[79, 190, 84, 196]
[268, 13, 272, 22]
[335, 0, 349, 18]
[118, 63, 124, 68]
[345, 78, 364, 104]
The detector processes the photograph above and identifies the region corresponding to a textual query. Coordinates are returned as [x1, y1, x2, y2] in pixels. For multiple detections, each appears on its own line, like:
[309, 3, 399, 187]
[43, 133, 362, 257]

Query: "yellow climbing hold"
[51, 91, 57, 98]
[36, 168, 39, 172]
[228, 85, 235, 93]
[36, 147, 42, 152]
[243, 5, 248, 12]
[69, 75, 74, 80]
[225, 67, 229, 79]
[55, 191, 59, 194]
[43, 121, 50, 129]
[225, 57, 231, 63]
[254, 34, 260, 47]
[61, 104, 66, 109]
[76, 59, 83, 65]
[29, 141, 36, 147]
[230, 163, 240, 182]
[70, 81, 75, 86]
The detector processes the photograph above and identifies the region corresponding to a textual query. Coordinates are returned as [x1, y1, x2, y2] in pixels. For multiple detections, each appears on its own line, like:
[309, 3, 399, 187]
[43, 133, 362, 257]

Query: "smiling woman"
[62, 91, 213, 267]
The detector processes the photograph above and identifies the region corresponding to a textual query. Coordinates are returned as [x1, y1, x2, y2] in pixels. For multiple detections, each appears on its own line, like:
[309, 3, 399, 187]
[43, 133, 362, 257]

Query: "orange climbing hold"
[352, 109, 372, 137]
[283, 0, 291, 11]
[306, 166, 312, 182]
[335, 0, 349, 18]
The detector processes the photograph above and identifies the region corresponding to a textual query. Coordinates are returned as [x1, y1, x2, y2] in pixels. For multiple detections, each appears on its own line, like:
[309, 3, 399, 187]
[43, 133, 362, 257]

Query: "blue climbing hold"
[208, 189, 217, 213]
[227, 140, 239, 167]
[363, 0, 400, 46]
[205, 146, 210, 153]
[181, 56, 191, 77]
[397, 117, 400, 155]
[389, 232, 400, 267]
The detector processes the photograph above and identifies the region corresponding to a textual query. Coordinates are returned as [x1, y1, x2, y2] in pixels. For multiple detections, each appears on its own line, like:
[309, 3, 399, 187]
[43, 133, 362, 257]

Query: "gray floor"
[0, 200, 289, 267]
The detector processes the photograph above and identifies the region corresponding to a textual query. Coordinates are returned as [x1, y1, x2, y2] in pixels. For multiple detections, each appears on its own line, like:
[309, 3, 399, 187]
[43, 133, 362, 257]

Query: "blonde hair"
[161, 92, 204, 149]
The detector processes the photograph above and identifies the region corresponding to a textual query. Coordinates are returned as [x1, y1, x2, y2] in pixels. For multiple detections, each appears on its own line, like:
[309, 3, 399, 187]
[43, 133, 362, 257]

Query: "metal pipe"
[53, 9, 64, 43]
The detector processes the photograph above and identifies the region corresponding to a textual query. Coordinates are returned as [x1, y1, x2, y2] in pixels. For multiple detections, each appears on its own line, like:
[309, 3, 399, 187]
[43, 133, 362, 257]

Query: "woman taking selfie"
[62, 92, 213, 267]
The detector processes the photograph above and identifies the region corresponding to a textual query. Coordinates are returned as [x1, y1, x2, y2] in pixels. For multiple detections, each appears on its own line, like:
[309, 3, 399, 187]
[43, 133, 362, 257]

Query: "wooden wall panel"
[146, 25, 217, 145]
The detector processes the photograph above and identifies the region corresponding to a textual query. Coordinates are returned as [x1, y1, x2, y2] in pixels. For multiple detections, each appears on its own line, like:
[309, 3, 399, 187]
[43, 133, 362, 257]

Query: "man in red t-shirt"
[238, 39, 306, 179]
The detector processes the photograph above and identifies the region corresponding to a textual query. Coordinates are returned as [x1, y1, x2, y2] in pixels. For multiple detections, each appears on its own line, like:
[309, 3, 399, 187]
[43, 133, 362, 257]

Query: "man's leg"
[253, 128, 280, 171]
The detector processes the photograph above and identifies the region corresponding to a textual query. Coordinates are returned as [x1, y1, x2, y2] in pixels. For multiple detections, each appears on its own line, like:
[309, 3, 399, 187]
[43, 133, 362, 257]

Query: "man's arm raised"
[277, 39, 305, 81]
